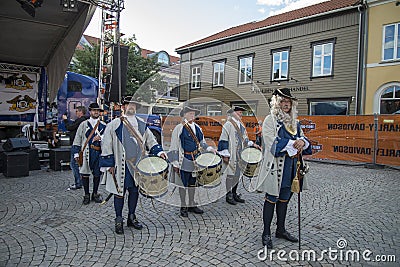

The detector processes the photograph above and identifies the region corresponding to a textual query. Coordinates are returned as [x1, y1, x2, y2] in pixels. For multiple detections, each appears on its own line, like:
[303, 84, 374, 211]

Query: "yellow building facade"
[364, 0, 400, 114]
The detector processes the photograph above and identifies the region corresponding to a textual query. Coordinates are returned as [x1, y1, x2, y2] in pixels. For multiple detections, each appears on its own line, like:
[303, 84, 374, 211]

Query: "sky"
[84, 0, 328, 57]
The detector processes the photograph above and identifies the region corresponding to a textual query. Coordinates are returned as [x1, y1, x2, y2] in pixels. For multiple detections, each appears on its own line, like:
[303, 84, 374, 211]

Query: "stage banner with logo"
[0, 72, 38, 115]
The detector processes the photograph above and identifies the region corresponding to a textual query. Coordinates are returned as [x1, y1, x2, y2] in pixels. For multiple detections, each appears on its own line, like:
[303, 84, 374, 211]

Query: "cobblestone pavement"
[0, 162, 399, 266]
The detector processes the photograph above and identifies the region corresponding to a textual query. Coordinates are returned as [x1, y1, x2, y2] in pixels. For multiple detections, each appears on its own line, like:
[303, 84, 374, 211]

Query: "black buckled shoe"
[127, 214, 143, 230]
[188, 206, 204, 214]
[115, 217, 124, 234]
[83, 194, 90, 205]
[91, 193, 103, 203]
[233, 193, 245, 203]
[226, 192, 237, 205]
[180, 207, 188, 217]
[276, 231, 298, 242]
[262, 234, 273, 249]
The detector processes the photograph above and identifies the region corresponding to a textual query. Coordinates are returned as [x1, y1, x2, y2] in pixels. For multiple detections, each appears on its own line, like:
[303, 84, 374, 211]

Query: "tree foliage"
[69, 44, 100, 78]
[70, 35, 165, 103]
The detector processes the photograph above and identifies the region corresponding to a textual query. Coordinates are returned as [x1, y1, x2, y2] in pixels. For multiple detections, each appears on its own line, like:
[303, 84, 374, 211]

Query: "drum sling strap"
[229, 119, 246, 149]
[182, 122, 202, 158]
[102, 117, 146, 205]
[79, 120, 100, 165]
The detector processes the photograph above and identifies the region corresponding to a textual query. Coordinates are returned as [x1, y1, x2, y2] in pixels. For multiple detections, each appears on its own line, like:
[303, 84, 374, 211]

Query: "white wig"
[270, 94, 298, 130]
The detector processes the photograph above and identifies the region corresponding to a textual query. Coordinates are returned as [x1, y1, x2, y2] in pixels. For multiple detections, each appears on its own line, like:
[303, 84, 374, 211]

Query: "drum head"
[241, 147, 262, 164]
[137, 156, 168, 175]
[195, 152, 221, 168]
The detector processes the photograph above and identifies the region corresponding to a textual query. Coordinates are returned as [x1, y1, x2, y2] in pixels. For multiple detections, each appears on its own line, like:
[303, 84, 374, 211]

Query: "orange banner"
[161, 115, 400, 166]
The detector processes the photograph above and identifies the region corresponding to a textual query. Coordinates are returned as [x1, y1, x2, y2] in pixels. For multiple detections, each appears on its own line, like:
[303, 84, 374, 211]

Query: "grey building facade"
[176, 0, 364, 117]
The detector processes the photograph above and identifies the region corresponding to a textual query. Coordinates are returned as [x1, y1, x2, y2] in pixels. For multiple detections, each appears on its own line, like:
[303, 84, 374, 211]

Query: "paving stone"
[0, 163, 398, 266]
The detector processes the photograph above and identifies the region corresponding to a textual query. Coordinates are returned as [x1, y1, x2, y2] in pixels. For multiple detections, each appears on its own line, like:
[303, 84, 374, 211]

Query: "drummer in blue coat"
[169, 106, 217, 217]
[73, 103, 107, 205]
[100, 96, 167, 234]
[217, 106, 261, 205]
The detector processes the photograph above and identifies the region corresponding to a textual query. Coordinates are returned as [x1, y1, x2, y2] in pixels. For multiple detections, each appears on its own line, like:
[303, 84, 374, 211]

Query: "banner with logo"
[298, 115, 400, 166]
[0, 72, 38, 115]
[161, 115, 400, 166]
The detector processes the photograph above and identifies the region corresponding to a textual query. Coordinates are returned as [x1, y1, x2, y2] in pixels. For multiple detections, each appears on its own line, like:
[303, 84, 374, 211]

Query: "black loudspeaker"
[2, 137, 30, 152]
[105, 45, 129, 102]
[26, 147, 41, 171]
[2, 151, 29, 177]
[49, 148, 70, 171]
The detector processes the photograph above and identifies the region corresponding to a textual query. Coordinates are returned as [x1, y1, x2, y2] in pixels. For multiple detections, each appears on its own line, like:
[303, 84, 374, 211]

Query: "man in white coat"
[100, 96, 167, 234]
[169, 106, 216, 217]
[218, 106, 260, 205]
[255, 88, 312, 249]
[73, 103, 107, 205]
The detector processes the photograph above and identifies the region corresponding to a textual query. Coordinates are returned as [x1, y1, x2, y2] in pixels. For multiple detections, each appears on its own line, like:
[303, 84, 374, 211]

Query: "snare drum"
[195, 152, 222, 187]
[240, 147, 262, 177]
[136, 156, 169, 197]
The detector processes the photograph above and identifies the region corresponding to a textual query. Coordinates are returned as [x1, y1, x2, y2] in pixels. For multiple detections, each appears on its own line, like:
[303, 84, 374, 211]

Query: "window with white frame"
[380, 85, 400, 114]
[272, 50, 289, 80]
[207, 104, 222, 116]
[383, 23, 400, 61]
[213, 61, 225, 86]
[309, 99, 349, 115]
[239, 55, 253, 84]
[191, 66, 201, 89]
[312, 42, 334, 77]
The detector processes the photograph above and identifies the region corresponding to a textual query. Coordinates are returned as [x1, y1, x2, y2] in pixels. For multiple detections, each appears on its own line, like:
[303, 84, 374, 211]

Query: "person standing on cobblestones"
[218, 107, 260, 205]
[73, 103, 107, 205]
[256, 88, 312, 249]
[169, 106, 216, 217]
[63, 106, 88, 190]
[100, 96, 167, 235]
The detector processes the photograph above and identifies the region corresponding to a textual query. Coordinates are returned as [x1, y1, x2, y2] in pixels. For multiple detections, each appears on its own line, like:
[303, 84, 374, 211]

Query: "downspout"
[188, 48, 191, 101]
[356, 2, 367, 114]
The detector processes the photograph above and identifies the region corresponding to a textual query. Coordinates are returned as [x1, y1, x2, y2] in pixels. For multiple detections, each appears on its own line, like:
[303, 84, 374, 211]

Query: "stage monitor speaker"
[26, 147, 41, 171]
[105, 45, 129, 103]
[2, 151, 29, 177]
[49, 148, 70, 171]
[2, 137, 30, 152]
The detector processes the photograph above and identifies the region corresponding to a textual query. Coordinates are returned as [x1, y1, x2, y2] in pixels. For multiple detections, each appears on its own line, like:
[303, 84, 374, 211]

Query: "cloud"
[234, 4, 239, 10]
[258, 8, 266, 14]
[256, 0, 290, 6]
[262, 0, 329, 16]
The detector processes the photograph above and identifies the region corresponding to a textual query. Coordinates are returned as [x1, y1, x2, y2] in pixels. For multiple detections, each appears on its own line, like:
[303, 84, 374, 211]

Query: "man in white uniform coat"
[73, 103, 107, 205]
[169, 106, 216, 217]
[218, 106, 260, 205]
[255, 88, 312, 249]
[100, 96, 167, 234]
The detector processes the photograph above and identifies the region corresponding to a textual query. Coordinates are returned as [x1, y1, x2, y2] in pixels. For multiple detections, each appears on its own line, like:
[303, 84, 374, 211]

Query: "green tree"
[122, 36, 163, 102]
[70, 44, 100, 78]
[70, 35, 166, 103]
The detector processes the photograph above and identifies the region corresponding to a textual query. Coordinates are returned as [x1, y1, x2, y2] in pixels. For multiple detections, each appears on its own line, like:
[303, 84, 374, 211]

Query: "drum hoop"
[195, 152, 222, 168]
[137, 155, 168, 176]
[241, 147, 262, 164]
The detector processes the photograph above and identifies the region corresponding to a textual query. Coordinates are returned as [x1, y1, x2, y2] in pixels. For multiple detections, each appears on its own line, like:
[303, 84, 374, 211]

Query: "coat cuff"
[149, 144, 163, 156]
[217, 140, 229, 151]
[100, 154, 115, 167]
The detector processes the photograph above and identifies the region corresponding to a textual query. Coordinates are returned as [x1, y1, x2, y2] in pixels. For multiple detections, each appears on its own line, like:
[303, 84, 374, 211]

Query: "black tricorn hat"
[180, 106, 201, 117]
[121, 96, 142, 108]
[272, 88, 297, 100]
[88, 103, 103, 111]
[232, 106, 246, 112]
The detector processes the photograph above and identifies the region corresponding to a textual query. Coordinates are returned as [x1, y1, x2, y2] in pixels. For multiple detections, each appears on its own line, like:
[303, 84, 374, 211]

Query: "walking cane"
[298, 191, 301, 250]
